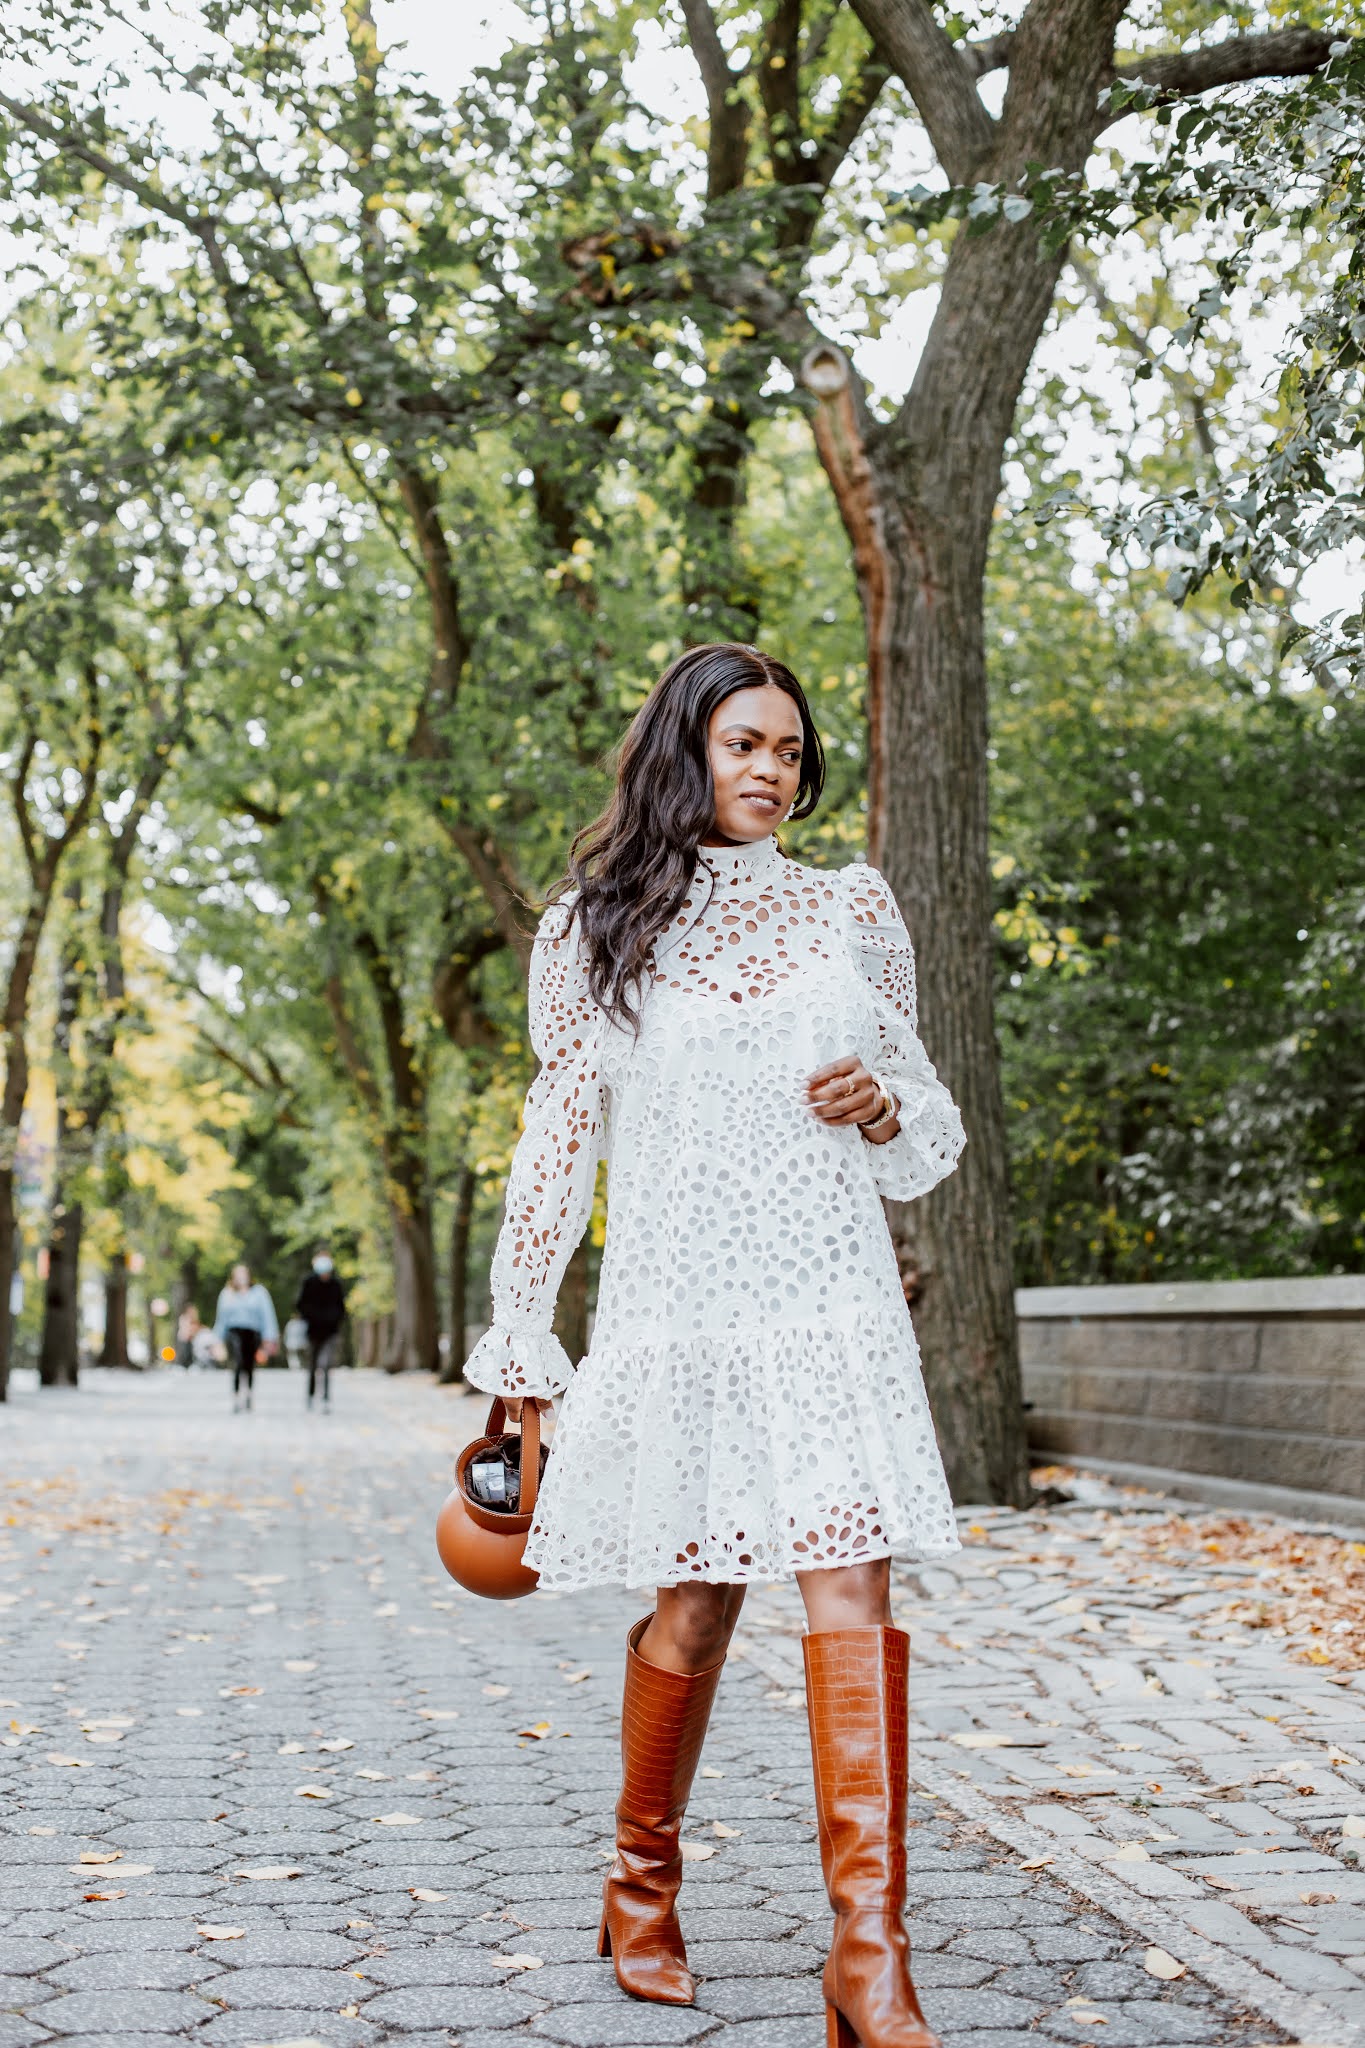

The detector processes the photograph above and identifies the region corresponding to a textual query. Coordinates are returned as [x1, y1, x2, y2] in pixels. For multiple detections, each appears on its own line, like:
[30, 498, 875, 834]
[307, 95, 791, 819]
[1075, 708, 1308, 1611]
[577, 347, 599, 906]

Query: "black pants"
[307, 1332, 340, 1403]
[227, 1327, 260, 1396]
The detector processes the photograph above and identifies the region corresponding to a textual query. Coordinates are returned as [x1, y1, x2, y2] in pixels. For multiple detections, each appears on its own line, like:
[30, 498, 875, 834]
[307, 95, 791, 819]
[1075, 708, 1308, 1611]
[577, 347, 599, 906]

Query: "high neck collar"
[696, 833, 783, 885]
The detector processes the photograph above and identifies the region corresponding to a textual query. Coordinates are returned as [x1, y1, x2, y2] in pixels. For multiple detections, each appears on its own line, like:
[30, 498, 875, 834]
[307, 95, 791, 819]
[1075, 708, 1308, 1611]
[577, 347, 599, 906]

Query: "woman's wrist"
[858, 1080, 900, 1141]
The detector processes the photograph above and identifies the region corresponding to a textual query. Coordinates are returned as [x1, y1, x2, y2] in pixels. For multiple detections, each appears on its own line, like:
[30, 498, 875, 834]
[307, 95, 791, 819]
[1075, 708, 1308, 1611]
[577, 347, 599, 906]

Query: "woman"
[212, 1263, 279, 1412]
[466, 644, 965, 2048]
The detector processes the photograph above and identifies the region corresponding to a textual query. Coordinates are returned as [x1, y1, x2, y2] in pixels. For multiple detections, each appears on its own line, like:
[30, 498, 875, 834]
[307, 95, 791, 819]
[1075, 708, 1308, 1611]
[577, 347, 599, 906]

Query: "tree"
[664, 0, 1349, 1502]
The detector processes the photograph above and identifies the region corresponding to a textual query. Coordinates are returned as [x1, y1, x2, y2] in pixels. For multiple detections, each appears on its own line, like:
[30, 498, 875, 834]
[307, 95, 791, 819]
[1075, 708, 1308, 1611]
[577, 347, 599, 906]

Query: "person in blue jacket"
[213, 1263, 279, 1412]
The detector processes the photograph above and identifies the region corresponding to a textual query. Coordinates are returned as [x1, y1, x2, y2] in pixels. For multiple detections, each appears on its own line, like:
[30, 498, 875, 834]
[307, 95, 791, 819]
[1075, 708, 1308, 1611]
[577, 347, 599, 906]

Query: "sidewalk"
[0, 1366, 1361, 2048]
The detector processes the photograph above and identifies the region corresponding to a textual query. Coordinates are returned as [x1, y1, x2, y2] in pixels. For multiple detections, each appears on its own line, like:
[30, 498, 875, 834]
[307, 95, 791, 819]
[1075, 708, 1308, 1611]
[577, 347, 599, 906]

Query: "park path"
[0, 1365, 1360, 2048]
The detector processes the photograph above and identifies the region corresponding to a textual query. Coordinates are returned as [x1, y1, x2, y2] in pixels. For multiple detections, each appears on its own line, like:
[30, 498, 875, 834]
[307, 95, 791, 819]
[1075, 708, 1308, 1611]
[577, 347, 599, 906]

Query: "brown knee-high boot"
[597, 1615, 725, 2005]
[803, 1625, 940, 2048]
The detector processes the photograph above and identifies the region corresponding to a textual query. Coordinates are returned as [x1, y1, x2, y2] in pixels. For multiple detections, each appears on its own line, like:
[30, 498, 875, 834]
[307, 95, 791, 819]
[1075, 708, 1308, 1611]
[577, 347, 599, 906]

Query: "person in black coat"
[295, 1247, 347, 1410]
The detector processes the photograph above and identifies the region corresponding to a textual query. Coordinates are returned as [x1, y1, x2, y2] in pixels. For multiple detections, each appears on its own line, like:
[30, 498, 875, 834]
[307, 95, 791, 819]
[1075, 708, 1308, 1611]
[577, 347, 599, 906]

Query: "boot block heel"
[596, 1913, 612, 1959]
[825, 2005, 857, 2048]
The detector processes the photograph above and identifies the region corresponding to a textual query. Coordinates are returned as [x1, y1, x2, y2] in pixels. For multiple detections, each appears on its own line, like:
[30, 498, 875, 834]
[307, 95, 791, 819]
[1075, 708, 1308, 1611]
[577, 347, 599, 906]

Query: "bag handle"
[484, 1397, 542, 1516]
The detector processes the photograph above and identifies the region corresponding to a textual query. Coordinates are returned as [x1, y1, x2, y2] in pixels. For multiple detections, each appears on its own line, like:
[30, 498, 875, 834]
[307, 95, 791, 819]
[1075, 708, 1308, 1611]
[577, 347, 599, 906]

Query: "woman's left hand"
[806, 1055, 885, 1129]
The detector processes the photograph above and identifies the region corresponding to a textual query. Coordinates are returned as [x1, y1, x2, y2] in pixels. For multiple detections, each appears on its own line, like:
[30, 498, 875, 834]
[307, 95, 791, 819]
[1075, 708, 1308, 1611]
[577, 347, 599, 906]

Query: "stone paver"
[0, 1367, 1353, 2045]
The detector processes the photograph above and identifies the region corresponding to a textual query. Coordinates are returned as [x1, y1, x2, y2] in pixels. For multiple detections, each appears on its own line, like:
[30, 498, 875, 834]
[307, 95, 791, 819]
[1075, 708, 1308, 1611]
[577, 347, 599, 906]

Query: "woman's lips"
[741, 794, 780, 811]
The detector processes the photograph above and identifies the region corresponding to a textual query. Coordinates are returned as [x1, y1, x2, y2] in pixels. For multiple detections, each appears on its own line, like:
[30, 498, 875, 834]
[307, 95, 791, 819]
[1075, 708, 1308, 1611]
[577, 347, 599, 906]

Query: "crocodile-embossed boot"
[803, 1626, 940, 2048]
[597, 1615, 725, 2004]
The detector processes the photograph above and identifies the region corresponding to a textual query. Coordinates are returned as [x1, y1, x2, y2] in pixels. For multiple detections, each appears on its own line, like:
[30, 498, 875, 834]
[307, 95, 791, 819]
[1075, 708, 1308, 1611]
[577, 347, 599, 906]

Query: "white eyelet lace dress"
[464, 834, 967, 1590]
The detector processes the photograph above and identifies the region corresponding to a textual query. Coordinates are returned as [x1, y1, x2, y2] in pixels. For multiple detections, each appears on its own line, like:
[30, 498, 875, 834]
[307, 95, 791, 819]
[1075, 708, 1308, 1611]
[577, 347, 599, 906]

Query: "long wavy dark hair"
[554, 643, 825, 1032]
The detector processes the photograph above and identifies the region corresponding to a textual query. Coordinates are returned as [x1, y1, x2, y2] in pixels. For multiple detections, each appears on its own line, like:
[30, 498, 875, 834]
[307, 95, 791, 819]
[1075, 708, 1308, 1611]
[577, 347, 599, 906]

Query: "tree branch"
[1111, 26, 1342, 104]
[846, 0, 996, 182]
[811, 50, 893, 193]
[678, 0, 751, 199]
[961, 33, 1014, 81]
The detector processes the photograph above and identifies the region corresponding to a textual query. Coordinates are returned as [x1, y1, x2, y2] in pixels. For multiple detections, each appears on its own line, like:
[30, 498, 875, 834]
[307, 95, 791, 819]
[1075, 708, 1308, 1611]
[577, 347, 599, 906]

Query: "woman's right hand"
[503, 1396, 552, 1423]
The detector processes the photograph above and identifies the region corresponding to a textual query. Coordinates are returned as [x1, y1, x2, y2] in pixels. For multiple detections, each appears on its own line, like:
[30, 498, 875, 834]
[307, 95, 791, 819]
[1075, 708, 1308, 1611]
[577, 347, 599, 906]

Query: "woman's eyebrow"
[719, 722, 804, 743]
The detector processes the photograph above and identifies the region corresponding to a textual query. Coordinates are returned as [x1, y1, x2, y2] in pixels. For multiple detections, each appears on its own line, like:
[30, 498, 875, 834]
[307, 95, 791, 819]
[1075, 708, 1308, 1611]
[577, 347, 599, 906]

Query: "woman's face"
[231, 1264, 250, 1290]
[704, 684, 804, 845]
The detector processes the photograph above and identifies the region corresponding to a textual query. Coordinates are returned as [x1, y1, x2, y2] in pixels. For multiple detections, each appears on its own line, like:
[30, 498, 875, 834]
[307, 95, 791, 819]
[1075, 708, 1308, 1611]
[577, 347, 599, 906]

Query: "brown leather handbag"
[435, 1398, 544, 1601]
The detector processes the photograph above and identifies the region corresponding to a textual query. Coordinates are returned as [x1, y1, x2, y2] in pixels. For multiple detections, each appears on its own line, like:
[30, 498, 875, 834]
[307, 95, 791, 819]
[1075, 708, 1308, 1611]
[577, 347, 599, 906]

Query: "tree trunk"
[554, 1236, 590, 1369]
[38, 1201, 83, 1388]
[101, 1256, 129, 1368]
[440, 1162, 475, 1385]
[874, 487, 1028, 1507]
[40, 891, 84, 1389]
[385, 1194, 440, 1373]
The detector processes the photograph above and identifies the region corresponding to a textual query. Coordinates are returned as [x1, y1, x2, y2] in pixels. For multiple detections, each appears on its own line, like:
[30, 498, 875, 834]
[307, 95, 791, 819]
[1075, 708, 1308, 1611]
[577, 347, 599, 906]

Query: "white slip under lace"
[465, 834, 967, 1589]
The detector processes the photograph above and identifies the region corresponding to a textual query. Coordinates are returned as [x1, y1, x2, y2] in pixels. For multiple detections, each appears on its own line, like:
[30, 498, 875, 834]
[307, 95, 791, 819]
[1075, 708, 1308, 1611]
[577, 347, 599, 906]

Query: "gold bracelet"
[858, 1082, 898, 1135]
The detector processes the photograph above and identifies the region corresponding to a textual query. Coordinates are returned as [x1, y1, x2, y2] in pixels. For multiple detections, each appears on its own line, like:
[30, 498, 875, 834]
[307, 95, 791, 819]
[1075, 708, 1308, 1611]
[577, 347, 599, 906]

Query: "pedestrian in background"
[212, 1263, 279, 1413]
[295, 1245, 346, 1411]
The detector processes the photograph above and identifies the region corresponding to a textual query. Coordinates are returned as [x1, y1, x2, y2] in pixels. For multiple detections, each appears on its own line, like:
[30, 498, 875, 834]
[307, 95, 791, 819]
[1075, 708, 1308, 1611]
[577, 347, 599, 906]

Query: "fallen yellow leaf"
[294, 1785, 332, 1800]
[372, 1812, 421, 1827]
[493, 1953, 543, 1970]
[680, 1841, 715, 1862]
[517, 1722, 552, 1741]
[46, 1753, 94, 1768]
[410, 1888, 447, 1902]
[562, 1669, 591, 1685]
[712, 1821, 741, 1839]
[197, 1925, 245, 1941]
[235, 1865, 303, 1880]
[77, 1851, 122, 1866]
[1143, 1947, 1186, 1981]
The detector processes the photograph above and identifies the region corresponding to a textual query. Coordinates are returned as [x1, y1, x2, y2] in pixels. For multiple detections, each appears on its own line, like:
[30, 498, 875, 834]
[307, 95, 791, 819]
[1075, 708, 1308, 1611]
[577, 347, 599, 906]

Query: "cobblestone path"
[0, 1367, 1354, 2048]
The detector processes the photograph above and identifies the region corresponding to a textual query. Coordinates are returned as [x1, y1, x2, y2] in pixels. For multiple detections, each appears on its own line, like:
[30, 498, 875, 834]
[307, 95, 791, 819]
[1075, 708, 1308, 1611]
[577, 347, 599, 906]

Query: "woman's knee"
[798, 1556, 892, 1630]
[653, 1586, 740, 1667]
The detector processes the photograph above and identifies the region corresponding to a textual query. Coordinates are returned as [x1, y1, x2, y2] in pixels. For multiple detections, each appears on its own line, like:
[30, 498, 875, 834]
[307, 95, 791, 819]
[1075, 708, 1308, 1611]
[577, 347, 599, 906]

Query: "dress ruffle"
[523, 1306, 961, 1591]
[464, 1323, 574, 1400]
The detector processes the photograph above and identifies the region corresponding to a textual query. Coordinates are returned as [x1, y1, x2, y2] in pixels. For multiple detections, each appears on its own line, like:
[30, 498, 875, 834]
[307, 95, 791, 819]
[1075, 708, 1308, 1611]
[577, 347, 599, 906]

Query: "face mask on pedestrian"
[313, 1256, 333, 1275]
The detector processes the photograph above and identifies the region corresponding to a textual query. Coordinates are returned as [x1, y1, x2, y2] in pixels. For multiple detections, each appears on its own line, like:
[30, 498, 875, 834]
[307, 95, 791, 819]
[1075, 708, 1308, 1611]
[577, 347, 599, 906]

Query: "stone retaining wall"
[1018, 1276, 1365, 1506]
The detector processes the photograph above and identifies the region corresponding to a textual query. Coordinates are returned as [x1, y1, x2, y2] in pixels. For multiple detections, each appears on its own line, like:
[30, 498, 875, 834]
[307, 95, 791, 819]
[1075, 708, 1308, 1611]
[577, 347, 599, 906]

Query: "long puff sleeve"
[842, 862, 966, 1202]
[463, 896, 606, 1399]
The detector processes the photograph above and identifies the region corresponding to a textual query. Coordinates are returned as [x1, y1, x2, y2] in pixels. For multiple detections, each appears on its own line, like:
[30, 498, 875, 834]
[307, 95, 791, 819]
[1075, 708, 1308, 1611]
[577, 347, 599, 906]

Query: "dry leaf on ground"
[712, 1821, 741, 1838]
[680, 1842, 715, 1862]
[410, 1888, 447, 1902]
[46, 1753, 95, 1768]
[372, 1812, 421, 1827]
[493, 1954, 544, 1970]
[517, 1721, 552, 1740]
[83, 1888, 125, 1901]
[197, 1925, 245, 1940]
[236, 1865, 303, 1880]
[294, 1785, 332, 1800]
[77, 1851, 121, 1866]
[1143, 1947, 1186, 1981]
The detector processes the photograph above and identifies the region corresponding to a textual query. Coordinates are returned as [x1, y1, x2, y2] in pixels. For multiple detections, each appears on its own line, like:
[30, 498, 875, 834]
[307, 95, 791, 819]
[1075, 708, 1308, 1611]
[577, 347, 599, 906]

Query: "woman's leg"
[640, 1581, 747, 1673]
[797, 1557, 891, 1633]
[600, 1581, 744, 2004]
[798, 1558, 937, 2048]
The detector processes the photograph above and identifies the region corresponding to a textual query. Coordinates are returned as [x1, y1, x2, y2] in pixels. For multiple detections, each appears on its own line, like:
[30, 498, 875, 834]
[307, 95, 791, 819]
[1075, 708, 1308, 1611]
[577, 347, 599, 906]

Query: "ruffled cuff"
[462, 1323, 574, 1399]
[864, 1074, 966, 1202]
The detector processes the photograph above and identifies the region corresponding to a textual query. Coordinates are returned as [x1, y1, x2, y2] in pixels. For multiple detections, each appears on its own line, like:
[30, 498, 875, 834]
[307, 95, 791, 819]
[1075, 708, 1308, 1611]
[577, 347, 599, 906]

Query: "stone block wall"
[1018, 1277, 1365, 1506]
